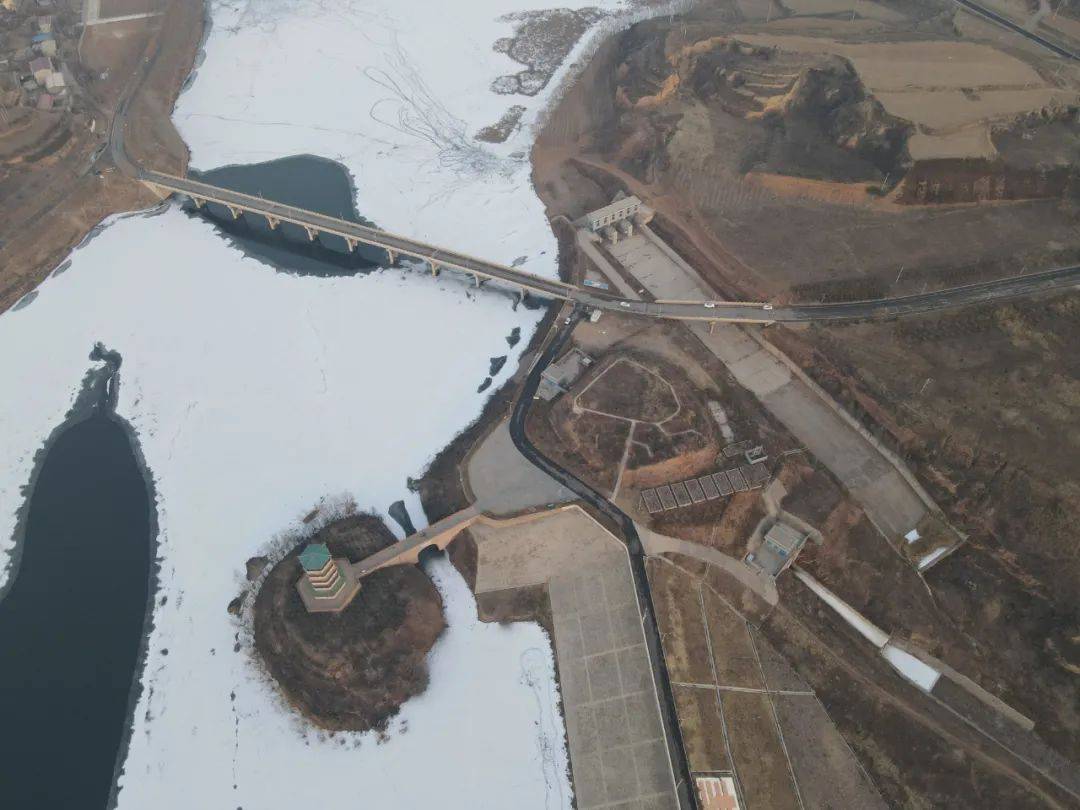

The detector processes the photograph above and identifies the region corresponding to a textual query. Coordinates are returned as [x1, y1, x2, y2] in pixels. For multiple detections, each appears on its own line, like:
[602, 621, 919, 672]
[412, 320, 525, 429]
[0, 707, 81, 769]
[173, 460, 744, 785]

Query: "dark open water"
[0, 394, 151, 807]
[0, 156, 381, 809]
[188, 154, 393, 274]
[0, 153, 530, 808]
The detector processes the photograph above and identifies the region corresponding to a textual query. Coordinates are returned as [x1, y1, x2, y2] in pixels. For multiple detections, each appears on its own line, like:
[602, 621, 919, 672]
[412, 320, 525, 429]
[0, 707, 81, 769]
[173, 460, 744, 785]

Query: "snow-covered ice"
[0, 205, 565, 805]
[0, 0, 658, 805]
[175, 0, 629, 273]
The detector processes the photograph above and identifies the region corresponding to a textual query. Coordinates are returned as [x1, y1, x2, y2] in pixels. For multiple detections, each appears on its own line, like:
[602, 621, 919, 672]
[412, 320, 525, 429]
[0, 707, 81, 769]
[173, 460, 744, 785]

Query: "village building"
[29, 55, 51, 85]
[44, 69, 64, 94]
[32, 32, 56, 57]
[538, 346, 593, 401]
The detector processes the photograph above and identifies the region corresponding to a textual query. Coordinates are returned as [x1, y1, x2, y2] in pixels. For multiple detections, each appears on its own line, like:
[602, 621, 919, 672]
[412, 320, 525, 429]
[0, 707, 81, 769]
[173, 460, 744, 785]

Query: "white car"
[703, 301, 716, 309]
[763, 303, 774, 311]
[619, 301, 631, 308]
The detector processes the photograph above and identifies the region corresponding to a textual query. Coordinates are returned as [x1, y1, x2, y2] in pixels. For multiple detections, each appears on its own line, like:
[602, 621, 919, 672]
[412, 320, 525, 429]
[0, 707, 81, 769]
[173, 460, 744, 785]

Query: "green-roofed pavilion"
[298, 542, 332, 572]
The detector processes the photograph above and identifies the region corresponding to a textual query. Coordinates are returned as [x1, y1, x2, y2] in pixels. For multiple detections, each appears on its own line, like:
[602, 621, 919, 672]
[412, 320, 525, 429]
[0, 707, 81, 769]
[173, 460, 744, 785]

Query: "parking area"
[470, 508, 678, 808]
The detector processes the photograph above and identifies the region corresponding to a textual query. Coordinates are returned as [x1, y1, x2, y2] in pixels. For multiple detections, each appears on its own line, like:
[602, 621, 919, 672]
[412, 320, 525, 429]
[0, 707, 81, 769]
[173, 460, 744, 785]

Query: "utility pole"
[894, 265, 905, 286]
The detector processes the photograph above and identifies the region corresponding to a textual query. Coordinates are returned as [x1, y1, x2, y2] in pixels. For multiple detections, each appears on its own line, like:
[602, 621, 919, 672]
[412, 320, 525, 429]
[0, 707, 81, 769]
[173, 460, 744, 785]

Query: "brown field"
[646, 549, 892, 807]
[702, 587, 763, 690]
[646, 558, 715, 684]
[534, 5, 1080, 303]
[762, 586, 1071, 809]
[721, 691, 802, 810]
[673, 686, 731, 772]
[577, 358, 679, 422]
[528, 346, 724, 498]
[0, 0, 202, 315]
[770, 291, 1080, 762]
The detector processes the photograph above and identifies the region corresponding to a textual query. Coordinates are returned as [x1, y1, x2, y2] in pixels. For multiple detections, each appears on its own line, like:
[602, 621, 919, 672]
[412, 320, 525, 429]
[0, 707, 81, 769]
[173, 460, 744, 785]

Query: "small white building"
[583, 196, 642, 233]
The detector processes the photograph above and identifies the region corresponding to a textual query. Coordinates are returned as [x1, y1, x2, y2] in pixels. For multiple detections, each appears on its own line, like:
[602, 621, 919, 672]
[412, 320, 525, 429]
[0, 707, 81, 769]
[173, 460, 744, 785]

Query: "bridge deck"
[350, 504, 482, 577]
[141, 172, 1080, 325]
[142, 171, 578, 300]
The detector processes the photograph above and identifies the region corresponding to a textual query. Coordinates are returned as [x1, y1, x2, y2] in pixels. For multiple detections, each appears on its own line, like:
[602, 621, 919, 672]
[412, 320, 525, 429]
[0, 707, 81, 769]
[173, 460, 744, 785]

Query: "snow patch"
[881, 644, 941, 692]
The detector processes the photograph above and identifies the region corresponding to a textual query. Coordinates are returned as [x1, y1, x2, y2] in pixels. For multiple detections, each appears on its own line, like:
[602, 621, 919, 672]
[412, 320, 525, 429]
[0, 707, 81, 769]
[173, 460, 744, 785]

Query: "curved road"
[510, 307, 699, 810]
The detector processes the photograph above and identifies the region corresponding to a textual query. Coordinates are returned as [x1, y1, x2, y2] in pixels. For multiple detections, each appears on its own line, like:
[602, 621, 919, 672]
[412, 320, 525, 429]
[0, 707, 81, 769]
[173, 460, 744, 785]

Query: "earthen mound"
[253, 514, 446, 732]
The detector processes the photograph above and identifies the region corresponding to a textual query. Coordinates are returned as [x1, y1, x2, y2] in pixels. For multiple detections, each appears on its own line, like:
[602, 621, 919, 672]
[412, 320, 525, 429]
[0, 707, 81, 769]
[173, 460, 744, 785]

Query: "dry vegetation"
[533, 2, 1080, 302]
[253, 513, 445, 733]
[769, 292, 1080, 762]
[491, 7, 607, 96]
[527, 347, 724, 497]
[533, 2, 1080, 803]
[0, 0, 202, 314]
[648, 555, 885, 808]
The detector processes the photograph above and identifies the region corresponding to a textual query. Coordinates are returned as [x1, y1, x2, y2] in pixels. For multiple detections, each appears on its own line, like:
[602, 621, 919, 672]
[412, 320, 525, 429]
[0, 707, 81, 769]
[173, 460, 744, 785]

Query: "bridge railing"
[142, 171, 578, 295]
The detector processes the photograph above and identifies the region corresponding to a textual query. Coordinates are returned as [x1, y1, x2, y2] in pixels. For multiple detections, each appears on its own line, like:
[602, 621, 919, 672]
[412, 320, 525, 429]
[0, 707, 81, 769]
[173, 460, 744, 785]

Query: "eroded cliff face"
[604, 26, 911, 185]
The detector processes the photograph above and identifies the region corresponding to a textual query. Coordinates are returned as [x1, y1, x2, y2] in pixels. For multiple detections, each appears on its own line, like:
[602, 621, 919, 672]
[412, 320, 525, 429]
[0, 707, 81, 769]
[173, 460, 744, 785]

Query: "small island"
[252, 513, 446, 733]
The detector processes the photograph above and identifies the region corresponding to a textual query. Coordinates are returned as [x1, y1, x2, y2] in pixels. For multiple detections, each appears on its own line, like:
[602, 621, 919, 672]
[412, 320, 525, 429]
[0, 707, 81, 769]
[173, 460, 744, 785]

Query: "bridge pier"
[430, 261, 441, 277]
[386, 249, 397, 266]
[345, 237, 357, 252]
[226, 205, 241, 220]
[473, 273, 483, 288]
[189, 195, 205, 209]
[303, 225, 318, 242]
[266, 215, 280, 230]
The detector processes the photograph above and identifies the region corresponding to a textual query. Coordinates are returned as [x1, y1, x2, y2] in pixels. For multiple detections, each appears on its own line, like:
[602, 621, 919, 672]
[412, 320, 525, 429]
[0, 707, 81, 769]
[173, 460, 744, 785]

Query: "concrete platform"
[470, 507, 678, 809]
[466, 420, 574, 516]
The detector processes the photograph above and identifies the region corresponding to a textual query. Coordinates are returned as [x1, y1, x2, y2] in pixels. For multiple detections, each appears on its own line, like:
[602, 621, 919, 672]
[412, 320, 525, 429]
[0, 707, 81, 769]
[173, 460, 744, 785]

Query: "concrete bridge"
[140, 170, 1080, 325]
[141, 171, 580, 302]
[347, 504, 588, 579]
[349, 505, 484, 578]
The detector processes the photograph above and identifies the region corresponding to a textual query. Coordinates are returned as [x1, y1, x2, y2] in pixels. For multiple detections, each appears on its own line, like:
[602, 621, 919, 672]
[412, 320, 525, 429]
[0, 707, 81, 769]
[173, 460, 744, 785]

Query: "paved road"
[953, 0, 1080, 59]
[138, 171, 1080, 324]
[607, 265, 1080, 322]
[509, 306, 698, 810]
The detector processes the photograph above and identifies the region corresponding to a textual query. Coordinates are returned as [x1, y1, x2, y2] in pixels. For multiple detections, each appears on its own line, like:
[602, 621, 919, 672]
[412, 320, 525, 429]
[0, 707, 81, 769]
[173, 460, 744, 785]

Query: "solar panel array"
[640, 463, 771, 515]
